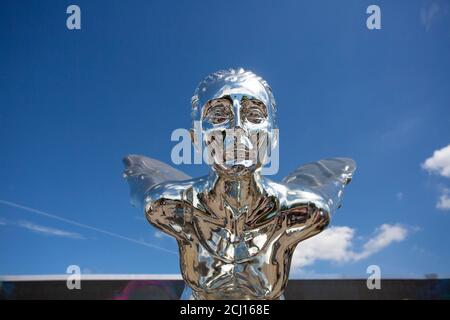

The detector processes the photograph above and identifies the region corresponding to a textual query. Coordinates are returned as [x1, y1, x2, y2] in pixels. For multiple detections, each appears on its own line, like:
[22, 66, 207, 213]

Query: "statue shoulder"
[144, 175, 209, 207]
[263, 178, 329, 213]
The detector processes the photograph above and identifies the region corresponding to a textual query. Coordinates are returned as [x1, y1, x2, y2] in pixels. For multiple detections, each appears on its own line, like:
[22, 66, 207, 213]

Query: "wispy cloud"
[0, 217, 84, 239]
[376, 117, 421, 150]
[422, 144, 450, 211]
[291, 224, 409, 271]
[420, 1, 449, 31]
[154, 231, 168, 239]
[0, 199, 178, 255]
[421, 2, 441, 31]
[16, 220, 85, 239]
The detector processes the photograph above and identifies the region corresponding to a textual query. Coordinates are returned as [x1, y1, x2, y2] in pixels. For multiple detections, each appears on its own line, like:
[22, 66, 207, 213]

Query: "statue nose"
[233, 98, 243, 129]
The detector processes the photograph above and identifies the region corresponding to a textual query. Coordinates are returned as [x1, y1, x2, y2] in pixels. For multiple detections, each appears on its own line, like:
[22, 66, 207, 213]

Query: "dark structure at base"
[1, 278, 449, 300]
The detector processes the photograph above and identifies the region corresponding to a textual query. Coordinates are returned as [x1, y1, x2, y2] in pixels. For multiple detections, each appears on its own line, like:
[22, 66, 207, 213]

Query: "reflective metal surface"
[123, 69, 356, 300]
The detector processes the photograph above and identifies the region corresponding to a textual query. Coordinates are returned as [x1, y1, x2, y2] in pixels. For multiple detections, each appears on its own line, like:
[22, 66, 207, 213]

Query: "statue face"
[192, 69, 276, 175]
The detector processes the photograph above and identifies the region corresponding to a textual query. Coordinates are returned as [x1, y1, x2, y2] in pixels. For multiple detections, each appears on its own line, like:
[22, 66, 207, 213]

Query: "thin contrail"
[0, 199, 178, 256]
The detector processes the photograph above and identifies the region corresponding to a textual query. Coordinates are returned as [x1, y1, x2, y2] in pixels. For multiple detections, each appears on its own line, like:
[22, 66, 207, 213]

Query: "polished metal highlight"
[123, 68, 356, 300]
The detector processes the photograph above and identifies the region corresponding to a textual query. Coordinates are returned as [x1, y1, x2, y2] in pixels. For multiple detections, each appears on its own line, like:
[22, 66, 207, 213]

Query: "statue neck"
[206, 169, 264, 208]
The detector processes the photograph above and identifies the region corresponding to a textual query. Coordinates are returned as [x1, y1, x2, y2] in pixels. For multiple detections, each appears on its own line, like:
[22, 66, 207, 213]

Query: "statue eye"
[242, 100, 268, 124]
[203, 99, 233, 125]
[245, 109, 266, 124]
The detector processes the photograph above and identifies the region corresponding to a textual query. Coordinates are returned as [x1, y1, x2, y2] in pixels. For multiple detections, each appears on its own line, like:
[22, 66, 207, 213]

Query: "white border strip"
[0, 274, 439, 281]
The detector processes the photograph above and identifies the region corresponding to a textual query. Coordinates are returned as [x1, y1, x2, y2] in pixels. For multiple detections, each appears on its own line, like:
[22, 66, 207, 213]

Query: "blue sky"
[1, 0, 450, 278]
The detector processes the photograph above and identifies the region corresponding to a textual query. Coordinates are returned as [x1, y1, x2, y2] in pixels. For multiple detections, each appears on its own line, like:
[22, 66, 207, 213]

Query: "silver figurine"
[123, 68, 356, 300]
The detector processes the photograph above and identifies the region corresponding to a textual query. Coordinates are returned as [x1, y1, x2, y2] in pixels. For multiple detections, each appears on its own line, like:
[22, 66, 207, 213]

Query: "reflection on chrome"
[123, 68, 356, 300]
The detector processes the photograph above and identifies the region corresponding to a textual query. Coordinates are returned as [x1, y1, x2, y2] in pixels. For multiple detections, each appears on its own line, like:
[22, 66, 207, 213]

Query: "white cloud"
[291, 224, 408, 270]
[422, 144, 450, 210]
[436, 189, 450, 210]
[292, 226, 355, 268]
[422, 144, 450, 178]
[17, 221, 85, 239]
[356, 224, 408, 260]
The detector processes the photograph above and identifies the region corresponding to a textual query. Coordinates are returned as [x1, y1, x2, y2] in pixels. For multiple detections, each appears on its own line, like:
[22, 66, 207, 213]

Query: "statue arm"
[274, 157, 357, 246]
[143, 182, 192, 241]
[278, 193, 330, 246]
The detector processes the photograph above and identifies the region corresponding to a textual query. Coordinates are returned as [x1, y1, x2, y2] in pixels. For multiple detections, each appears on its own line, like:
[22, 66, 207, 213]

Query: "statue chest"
[178, 226, 287, 299]
[185, 193, 280, 262]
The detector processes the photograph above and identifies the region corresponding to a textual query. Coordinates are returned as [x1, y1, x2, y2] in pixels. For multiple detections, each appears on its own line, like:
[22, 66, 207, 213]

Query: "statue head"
[191, 68, 277, 176]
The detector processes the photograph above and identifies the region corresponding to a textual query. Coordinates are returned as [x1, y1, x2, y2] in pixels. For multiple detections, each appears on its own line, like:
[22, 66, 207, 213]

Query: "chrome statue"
[123, 68, 356, 300]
